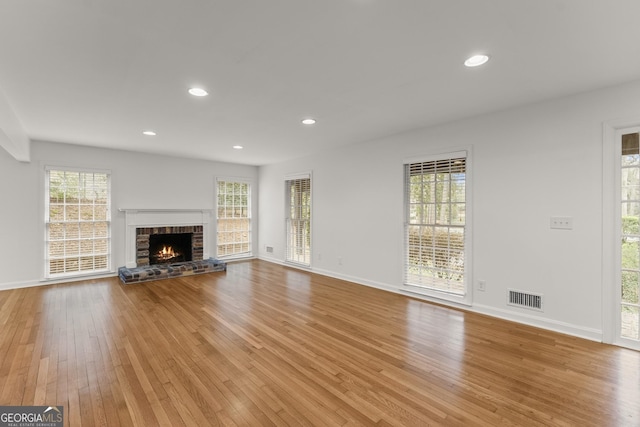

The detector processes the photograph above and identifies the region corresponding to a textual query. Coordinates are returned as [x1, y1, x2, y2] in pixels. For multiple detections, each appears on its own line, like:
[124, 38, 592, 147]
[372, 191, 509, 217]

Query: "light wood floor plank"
[0, 259, 639, 426]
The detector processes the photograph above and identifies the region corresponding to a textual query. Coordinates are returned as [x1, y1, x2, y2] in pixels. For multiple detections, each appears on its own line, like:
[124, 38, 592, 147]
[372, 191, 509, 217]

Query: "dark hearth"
[149, 233, 193, 265]
[118, 258, 227, 284]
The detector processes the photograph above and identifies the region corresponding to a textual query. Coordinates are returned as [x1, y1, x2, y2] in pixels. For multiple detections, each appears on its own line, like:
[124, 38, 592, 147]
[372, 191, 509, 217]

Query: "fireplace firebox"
[135, 225, 204, 267]
[149, 233, 193, 265]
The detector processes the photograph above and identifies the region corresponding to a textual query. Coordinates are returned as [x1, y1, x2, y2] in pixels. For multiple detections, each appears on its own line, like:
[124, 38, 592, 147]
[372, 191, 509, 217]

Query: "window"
[620, 131, 640, 343]
[216, 179, 251, 258]
[45, 168, 111, 278]
[285, 174, 311, 266]
[404, 152, 468, 300]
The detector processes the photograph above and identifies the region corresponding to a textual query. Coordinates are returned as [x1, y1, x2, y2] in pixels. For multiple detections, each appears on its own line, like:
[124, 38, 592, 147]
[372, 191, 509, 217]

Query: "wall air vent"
[507, 289, 543, 311]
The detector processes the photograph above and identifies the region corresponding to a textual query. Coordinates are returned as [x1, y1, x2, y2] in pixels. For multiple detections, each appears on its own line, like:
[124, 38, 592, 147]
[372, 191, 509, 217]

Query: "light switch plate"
[550, 216, 573, 230]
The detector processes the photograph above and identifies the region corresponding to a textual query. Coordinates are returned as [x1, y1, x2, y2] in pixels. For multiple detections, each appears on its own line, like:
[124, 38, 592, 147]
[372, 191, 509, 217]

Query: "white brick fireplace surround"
[121, 209, 212, 268]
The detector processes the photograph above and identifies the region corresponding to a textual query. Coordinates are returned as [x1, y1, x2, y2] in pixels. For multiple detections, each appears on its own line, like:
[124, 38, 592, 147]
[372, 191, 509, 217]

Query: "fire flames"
[157, 245, 177, 261]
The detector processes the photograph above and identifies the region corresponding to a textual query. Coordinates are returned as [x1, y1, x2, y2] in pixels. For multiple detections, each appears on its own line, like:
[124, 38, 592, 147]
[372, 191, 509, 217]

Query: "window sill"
[401, 284, 471, 307]
[42, 270, 116, 284]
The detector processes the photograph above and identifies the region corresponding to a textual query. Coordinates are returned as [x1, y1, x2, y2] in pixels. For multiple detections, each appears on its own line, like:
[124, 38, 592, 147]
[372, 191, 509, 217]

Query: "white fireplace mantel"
[121, 209, 213, 268]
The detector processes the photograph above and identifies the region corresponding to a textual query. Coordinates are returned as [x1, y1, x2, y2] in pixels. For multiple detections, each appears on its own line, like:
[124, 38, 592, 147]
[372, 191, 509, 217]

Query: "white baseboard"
[470, 303, 603, 342]
[311, 267, 397, 294]
[10, 257, 596, 343]
[0, 280, 47, 292]
[257, 255, 287, 266]
[0, 272, 118, 292]
[257, 258, 604, 343]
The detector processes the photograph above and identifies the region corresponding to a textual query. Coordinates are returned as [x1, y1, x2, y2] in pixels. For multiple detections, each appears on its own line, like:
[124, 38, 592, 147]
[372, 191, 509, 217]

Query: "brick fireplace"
[119, 209, 225, 284]
[121, 209, 212, 268]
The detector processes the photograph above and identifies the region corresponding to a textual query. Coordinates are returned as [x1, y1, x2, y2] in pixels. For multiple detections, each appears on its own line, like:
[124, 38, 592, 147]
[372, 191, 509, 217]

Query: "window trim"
[402, 147, 473, 306]
[603, 119, 640, 350]
[44, 165, 112, 279]
[610, 125, 640, 350]
[215, 177, 253, 260]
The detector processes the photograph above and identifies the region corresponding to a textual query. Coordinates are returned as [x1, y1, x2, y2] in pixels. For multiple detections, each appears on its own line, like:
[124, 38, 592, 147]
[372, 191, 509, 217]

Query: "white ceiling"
[2, 0, 640, 166]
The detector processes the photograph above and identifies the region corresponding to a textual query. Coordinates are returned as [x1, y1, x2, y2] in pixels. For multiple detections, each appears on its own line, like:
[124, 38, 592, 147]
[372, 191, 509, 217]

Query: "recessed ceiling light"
[142, 130, 157, 136]
[464, 54, 490, 67]
[233, 145, 244, 150]
[302, 118, 316, 125]
[188, 87, 208, 97]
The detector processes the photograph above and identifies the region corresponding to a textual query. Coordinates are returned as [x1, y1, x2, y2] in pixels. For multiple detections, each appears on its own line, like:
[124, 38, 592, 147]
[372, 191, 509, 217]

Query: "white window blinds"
[45, 168, 111, 278]
[404, 155, 467, 295]
[285, 174, 311, 266]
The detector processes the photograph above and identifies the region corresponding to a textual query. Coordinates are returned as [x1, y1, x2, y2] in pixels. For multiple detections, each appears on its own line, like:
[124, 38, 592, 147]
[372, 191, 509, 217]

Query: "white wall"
[4, 80, 640, 340]
[0, 89, 30, 162]
[0, 141, 258, 289]
[259, 79, 640, 341]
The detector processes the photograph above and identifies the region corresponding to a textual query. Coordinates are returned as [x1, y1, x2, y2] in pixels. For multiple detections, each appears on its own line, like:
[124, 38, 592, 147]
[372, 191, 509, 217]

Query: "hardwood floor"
[0, 259, 638, 426]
